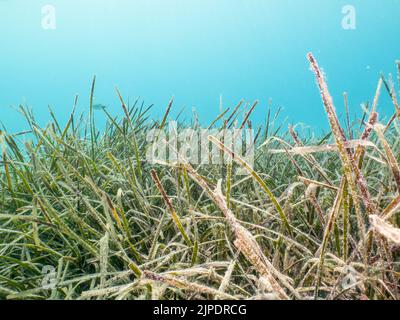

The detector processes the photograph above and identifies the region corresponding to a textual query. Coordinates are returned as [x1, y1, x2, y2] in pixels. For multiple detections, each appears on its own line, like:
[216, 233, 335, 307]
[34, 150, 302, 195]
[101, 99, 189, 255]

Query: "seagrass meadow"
[0, 54, 399, 300]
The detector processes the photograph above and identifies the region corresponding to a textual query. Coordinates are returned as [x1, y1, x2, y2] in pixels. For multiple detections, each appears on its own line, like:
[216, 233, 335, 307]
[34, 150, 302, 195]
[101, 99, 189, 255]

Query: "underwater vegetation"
[0, 53, 399, 300]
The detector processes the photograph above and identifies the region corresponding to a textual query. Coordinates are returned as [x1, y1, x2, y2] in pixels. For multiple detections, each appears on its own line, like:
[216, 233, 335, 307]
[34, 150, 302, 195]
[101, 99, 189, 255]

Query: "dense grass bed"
[0, 54, 399, 300]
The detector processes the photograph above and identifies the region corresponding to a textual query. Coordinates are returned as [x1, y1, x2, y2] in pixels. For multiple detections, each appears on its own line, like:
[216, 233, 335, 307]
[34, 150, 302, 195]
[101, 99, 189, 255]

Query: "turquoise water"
[1, 0, 400, 133]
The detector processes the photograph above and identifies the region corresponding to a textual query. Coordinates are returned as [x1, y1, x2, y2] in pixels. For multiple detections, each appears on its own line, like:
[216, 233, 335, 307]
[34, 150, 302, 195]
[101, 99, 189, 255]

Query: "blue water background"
[1, 0, 400, 134]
